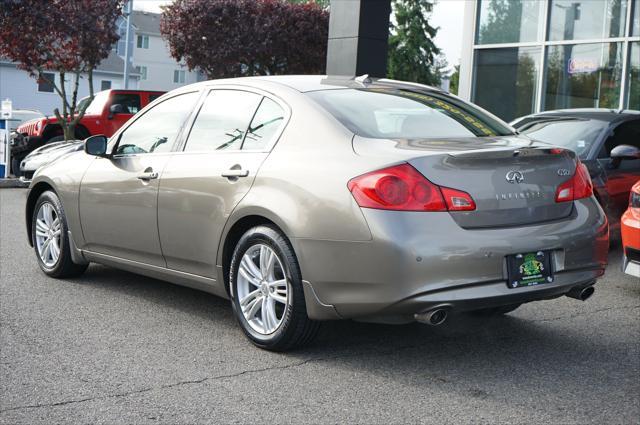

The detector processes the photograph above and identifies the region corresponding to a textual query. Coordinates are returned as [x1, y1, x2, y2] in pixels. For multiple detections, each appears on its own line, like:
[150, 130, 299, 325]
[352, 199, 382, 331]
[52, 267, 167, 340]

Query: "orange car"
[622, 180, 640, 278]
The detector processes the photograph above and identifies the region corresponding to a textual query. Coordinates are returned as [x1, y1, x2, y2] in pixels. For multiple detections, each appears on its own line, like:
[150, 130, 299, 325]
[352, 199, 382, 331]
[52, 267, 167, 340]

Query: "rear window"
[307, 88, 513, 139]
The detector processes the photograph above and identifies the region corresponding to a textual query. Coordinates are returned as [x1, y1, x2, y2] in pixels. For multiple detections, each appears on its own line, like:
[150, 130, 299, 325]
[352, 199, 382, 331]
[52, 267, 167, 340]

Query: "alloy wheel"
[236, 244, 289, 335]
[35, 202, 61, 268]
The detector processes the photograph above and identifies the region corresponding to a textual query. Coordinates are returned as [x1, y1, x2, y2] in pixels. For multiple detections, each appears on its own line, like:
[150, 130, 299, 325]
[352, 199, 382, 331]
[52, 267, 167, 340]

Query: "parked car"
[4, 109, 44, 175]
[621, 180, 640, 277]
[26, 76, 609, 351]
[19, 140, 83, 181]
[11, 89, 164, 177]
[511, 109, 640, 239]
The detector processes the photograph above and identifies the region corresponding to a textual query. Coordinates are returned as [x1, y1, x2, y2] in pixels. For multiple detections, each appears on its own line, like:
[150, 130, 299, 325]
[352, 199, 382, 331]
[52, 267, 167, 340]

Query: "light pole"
[123, 0, 133, 89]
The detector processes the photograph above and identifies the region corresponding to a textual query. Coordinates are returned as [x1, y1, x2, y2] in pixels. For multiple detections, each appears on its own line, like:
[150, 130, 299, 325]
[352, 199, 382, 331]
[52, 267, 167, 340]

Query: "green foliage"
[449, 65, 460, 95]
[387, 0, 444, 86]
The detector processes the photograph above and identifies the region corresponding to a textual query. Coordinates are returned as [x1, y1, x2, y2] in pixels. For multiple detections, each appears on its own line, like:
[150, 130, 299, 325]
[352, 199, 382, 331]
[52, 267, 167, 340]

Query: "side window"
[184, 90, 262, 152]
[111, 94, 141, 114]
[115, 92, 199, 155]
[242, 98, 286, 151]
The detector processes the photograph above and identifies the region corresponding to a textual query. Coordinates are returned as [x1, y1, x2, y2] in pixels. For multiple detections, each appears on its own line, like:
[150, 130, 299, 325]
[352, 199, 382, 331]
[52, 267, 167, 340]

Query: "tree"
[449, 65, 460, 95]
[0, 0, 124, 141]
[387, 0, 444, 86]
[161, 0, 329, 79]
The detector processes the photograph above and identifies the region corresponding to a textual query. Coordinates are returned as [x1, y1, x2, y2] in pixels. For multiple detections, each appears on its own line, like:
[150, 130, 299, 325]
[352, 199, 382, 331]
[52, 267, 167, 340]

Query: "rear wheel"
[472, 303, 521, 316]
[229, 225, 319, 351]
[32, 191, 88, 278]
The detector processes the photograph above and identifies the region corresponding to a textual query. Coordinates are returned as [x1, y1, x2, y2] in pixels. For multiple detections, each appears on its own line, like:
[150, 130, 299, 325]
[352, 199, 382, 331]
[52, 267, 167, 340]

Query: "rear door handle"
[137, 171, 159, 180]
[222, 169, 249, 178]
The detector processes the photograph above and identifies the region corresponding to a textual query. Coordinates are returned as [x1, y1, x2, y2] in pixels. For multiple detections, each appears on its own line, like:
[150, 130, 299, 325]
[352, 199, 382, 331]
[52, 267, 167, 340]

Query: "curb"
[0, 178, 29, 189]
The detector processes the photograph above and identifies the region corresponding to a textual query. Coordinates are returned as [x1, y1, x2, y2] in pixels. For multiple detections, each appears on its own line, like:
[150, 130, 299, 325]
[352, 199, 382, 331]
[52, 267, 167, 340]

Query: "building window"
[628, 42, 639, 109]
[633, 0, 639, 36]
[139, 66, 148, 80]
[137, 34, 149, 49]
[548, 0, 629, 41]
[476, 0, 543, 44]
[173, 70, 186, 84]
[473, 46, 541, 122]
[544, 42, 623, 110]
[101, 80, 112, 91]
[37, 72, 55, 93]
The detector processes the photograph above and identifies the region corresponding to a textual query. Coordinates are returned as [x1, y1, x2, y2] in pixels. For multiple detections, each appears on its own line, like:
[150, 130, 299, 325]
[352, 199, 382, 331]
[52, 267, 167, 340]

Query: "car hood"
[22, 142, 83, 169]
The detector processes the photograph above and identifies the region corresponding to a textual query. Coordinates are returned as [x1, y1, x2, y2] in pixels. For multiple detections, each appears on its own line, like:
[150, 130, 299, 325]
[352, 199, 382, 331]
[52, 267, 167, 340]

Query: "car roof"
[519, 108, 640, 123]
[171, 75, 444, 94]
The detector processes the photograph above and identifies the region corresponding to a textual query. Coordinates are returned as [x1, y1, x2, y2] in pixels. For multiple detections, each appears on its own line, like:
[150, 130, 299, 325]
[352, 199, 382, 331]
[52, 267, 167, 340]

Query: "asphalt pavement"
[1, 188, 639, 424]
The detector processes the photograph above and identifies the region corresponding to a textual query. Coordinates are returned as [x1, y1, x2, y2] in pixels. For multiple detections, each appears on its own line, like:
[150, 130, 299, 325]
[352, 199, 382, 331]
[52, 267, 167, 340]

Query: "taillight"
[347, 163, 475, 212]
[555, 161, 593, 202]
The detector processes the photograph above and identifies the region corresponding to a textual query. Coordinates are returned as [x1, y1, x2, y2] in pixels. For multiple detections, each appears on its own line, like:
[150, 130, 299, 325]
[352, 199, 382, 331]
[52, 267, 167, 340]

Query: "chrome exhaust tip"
[415, 309, 448, 326]
[566, 286, 595, 301]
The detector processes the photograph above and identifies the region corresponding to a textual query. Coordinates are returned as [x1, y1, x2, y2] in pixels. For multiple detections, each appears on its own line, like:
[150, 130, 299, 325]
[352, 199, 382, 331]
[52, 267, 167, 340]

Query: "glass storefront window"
[548, 0, 628, 41]
[633, 0, 639, 36]
[473, 47, 541, 122]
[476, 0, 543, 44]
[544, 42, 623, 110]
[628, 43, 639, 109]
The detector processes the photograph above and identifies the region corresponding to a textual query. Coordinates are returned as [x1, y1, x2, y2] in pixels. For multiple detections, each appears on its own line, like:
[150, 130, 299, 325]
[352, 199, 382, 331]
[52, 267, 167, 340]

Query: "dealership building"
[458, 0, 640, 122]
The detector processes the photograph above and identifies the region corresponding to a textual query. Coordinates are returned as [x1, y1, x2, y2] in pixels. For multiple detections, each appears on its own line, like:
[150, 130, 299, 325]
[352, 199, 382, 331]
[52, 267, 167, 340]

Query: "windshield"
[306, 88, 514, 139]
[515, 118, 608, 159]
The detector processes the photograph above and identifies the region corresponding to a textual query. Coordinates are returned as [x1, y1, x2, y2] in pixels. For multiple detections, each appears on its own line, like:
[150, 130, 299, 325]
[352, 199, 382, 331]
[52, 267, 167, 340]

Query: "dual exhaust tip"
[415, 285, 595, 326]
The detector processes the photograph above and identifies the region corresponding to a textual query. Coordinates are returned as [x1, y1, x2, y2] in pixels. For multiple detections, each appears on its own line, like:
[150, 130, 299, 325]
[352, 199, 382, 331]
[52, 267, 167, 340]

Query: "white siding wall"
[134, 33, 200, 91]
[0, 63, 138, 114]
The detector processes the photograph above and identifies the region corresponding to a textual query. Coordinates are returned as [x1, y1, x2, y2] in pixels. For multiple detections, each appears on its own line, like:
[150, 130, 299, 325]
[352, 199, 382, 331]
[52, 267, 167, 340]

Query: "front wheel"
[229, 225, 319, 351]
[32, 191, 88, 278]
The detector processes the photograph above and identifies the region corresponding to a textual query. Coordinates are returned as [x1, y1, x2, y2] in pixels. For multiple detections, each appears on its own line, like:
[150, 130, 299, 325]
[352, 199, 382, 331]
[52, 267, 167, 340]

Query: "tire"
[31, 191, 88, 278]
[472, 303, 521, 316]
[229, 225, 319, 351]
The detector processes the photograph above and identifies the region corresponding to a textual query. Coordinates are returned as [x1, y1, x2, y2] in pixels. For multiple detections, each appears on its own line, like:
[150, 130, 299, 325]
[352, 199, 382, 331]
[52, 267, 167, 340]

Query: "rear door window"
[184, 90, 262, 152]
[242, 97, 286, 151]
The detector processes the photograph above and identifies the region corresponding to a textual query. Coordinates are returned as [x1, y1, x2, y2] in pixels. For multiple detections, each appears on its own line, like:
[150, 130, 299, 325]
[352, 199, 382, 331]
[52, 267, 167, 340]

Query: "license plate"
[506, 251, 553, 289]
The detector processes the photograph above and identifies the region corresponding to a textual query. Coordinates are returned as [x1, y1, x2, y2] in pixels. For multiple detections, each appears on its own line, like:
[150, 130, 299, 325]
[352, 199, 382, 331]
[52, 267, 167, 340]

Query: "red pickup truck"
[11, 89, 164, 172]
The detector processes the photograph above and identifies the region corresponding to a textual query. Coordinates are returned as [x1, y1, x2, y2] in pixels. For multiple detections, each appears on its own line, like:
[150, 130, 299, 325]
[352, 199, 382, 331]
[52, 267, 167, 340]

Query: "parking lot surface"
[1, 188, 639, 424]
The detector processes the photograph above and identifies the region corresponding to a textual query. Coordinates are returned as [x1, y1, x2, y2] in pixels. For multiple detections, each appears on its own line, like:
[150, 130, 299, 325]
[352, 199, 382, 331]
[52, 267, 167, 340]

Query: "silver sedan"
[25, 76, 609, 350]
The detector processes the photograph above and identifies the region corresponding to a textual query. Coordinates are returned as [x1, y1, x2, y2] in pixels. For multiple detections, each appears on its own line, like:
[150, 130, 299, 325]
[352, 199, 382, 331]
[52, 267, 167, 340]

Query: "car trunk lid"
[353, 135, 577, 228]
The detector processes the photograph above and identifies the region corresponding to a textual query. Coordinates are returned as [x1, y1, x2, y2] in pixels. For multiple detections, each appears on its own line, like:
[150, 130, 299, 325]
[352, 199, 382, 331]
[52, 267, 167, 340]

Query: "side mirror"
[108, 103, 125, 119]
[611, 144, 640, 160]
[84, 135, 108, 157]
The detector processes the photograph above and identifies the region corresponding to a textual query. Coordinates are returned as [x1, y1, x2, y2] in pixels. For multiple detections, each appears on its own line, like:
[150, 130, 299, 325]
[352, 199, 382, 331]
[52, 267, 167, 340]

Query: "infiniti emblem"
[505, 170, 524, 184]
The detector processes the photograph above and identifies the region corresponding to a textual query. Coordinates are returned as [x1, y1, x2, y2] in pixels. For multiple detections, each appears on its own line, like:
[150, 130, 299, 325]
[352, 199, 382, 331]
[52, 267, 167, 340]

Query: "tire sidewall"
[230, 226, 301, 348]
[32, 191, 69, 276]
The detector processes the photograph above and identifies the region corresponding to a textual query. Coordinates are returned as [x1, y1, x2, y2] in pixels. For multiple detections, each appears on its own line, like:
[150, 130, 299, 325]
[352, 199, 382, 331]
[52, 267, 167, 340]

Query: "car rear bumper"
[294, 197, 609, 321]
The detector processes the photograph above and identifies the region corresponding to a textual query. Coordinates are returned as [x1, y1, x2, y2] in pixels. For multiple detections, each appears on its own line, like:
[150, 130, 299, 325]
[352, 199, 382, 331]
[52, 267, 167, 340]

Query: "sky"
[132, 0, 465, 71]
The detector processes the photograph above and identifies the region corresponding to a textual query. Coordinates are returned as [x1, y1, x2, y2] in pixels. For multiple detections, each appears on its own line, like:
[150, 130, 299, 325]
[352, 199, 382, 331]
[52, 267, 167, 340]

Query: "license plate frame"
[506, 250, 554, 289]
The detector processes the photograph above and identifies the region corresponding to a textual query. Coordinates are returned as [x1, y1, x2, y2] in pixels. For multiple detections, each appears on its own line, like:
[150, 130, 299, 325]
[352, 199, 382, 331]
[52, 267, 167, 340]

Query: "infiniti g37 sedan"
[26, 76, 609, 351]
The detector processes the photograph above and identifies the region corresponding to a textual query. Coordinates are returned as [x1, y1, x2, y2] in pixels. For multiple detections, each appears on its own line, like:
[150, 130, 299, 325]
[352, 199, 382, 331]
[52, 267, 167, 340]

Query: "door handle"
[137, 171, 159, 180]
[222, 169, 249, 178]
